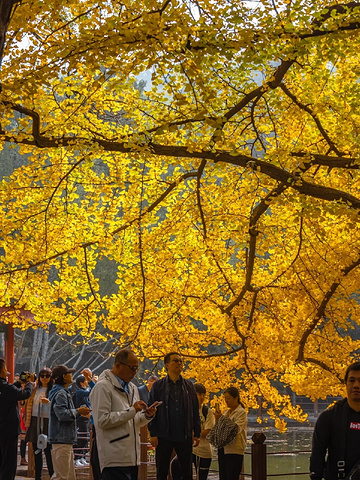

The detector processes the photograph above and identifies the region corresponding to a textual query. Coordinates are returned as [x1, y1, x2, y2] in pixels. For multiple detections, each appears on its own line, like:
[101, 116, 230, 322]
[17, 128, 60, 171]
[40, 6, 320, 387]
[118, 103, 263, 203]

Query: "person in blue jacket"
[49, 364, 91, 480]
[74, 374, 91, 467]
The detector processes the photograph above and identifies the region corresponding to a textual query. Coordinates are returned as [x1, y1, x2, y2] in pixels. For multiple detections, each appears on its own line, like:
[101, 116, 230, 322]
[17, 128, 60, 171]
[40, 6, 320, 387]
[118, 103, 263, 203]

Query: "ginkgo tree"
[1, 0, 360, 424]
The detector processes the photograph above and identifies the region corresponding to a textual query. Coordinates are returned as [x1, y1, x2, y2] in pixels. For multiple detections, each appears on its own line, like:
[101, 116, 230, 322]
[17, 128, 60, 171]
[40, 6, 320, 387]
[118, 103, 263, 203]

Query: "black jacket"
[0, 377, 33, 439]
[310, 398, 360, 480]
[148, 375, 201, 440]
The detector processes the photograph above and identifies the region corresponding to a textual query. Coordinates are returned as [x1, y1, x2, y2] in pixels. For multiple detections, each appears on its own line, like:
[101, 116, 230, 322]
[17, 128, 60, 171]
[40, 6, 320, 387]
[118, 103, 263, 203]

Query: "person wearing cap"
[90, 348, 158, 480]
[0, 357, 34, 480]
[49, 364, 91, 480]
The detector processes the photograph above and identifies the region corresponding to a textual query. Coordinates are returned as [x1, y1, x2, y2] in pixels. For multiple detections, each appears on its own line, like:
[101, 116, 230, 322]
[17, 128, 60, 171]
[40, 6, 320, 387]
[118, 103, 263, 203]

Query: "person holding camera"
[24, 367, 54, 480]
[0, 358, 34, 480]
[49, 364, 91, 480]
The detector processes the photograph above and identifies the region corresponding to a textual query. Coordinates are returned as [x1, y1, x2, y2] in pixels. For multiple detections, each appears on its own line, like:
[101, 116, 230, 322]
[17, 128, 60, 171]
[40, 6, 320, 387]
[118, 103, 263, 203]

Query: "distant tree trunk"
[30, 328, 43, 372]
[0, 331, 4, 357]
[14, 329, 29, 366]
[72, 344, 86, 370]
[40, 330, 50, 367]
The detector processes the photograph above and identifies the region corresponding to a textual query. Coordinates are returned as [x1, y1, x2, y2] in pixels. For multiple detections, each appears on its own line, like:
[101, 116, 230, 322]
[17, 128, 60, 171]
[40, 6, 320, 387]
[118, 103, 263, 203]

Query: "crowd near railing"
[22, 430, 311, 479]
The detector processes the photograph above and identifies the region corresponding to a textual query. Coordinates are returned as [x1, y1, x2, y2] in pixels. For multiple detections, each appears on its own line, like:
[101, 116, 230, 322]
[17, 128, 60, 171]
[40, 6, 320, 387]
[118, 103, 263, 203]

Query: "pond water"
[245, 427, 313, 479]
[210, 427, 314, 479]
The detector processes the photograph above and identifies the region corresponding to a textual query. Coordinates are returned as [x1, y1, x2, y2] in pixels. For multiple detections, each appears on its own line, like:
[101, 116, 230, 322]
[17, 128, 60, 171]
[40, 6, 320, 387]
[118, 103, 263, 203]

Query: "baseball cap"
[52, 365, 76, 380]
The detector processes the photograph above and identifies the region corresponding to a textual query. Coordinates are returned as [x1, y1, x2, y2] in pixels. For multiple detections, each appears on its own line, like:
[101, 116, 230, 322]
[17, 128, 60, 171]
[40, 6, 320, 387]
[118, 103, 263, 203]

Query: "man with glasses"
[149, 352, 201, 480]
[90, 348, 158, 480]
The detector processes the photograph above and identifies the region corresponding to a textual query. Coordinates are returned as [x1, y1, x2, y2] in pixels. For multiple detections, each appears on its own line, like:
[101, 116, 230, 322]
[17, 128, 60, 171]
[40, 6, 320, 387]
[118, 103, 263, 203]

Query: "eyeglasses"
[170, 359, 183, 364]
[39, 374, 51, 378]
[119, 362, 139, 373]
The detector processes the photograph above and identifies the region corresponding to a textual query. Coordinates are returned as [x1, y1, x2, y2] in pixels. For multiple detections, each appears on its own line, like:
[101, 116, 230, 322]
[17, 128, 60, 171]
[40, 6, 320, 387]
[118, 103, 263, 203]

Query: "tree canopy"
[1, 0, 360, 424]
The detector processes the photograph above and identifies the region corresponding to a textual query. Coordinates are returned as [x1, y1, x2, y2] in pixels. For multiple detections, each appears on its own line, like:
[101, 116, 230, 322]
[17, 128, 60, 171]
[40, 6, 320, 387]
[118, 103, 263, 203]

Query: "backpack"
[206, 415, 239, 448]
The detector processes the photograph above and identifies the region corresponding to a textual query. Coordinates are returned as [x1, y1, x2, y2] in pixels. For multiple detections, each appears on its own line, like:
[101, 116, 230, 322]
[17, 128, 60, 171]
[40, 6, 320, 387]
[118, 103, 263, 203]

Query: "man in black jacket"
[149, 352, 201, 480]
[310, 361, 360, 480]
[0, 357, 34, 480]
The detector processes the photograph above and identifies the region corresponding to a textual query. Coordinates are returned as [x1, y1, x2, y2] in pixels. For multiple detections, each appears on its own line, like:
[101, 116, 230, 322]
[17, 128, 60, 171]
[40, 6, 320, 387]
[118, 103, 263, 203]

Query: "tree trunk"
[0, 0, 19, 69]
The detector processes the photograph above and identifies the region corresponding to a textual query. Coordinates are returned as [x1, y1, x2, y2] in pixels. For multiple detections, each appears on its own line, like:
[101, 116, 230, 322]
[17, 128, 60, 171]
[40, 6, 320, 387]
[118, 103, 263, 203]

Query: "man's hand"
[150, 436, 158, 447]
[81, 369, 92, 383]
[144, 404, 157, 417]
[193, 437, 200, 447]
[78, 406, 91, 417]
[133, 400, 147, 412]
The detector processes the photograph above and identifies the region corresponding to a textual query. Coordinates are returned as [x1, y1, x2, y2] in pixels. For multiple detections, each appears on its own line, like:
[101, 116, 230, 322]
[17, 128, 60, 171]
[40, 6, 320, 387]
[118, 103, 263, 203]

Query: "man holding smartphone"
[90, 348, 158, 480]
[149, 352, 201, 480]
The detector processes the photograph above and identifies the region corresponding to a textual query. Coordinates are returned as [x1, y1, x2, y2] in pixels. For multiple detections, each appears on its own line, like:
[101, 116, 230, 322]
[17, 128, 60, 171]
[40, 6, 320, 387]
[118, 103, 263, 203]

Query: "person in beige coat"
[215, 387, 247, 480]
[90, 348, 159, 480]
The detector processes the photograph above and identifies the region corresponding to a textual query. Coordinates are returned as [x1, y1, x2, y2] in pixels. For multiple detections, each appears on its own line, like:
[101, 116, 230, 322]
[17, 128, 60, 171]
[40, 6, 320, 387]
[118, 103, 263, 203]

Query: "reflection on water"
[244, 428, 313, 479]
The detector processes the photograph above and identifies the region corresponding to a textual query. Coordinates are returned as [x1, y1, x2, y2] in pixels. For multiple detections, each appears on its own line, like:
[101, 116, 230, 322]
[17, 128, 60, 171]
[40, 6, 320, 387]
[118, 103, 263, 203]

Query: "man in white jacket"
[90, 349, 158, 480]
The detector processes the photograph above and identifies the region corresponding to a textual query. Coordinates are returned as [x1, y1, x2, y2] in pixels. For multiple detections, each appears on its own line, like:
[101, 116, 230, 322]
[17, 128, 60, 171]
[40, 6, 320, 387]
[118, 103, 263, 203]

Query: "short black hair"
[0, 358, 5, 373]
[114, 348, 134, 365]
[345, 361, 360, 382]
[76, 375, 86, 387]
[194, 383, 206, 395]
[225, 386, 241, 404]
[164, 352, 181, 364]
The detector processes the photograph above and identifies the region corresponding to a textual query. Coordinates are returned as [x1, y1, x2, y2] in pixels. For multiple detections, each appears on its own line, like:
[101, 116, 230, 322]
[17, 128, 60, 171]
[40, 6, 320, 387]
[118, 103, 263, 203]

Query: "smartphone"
[150, 401, 163, 408]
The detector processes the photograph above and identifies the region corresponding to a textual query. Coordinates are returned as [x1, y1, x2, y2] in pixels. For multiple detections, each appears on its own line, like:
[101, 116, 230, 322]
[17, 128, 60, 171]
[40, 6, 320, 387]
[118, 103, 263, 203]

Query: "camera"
[20, 371, 36, 382]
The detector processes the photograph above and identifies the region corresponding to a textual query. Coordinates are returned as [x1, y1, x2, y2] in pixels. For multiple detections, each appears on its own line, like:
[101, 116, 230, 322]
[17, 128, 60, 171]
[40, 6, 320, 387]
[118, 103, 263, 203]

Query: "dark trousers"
[90, 426, 102, 480]
[32, 441, 54, 480]
[193, 454, 211, 480]
[0, 435, 18, 480]
[102, 465, 138, 480]
[20, 439, 26, 458]
[156, 437, 193, 480]
[218, 449, 243, 480]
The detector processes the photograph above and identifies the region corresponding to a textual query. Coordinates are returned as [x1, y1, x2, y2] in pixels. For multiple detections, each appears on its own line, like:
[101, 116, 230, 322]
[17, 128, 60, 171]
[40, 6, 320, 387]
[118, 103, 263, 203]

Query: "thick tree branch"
[297, 254, 360, 362]
[196, 159, 207, 239]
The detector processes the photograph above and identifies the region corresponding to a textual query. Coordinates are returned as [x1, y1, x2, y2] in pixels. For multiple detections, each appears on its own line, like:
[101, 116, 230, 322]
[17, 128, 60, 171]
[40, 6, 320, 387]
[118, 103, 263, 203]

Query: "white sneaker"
[75, 459, 84, 467]
[81, 458, 89, 466]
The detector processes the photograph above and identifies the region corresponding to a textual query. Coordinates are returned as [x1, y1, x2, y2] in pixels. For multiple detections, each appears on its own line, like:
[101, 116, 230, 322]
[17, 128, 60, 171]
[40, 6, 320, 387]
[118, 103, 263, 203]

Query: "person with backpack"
[310, 361, 360, 480]
[192, 384, 216, 480]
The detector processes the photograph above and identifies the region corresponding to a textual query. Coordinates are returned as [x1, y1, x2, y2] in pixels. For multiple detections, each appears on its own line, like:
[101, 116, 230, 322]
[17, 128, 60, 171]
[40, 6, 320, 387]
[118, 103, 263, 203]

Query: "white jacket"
[223, 405, 247, 455]
[89, 369, 150, 470]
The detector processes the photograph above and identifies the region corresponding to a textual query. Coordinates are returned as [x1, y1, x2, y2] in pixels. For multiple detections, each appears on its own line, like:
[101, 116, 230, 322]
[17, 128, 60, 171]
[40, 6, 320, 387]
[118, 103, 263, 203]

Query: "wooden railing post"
[251, 432, 266, 480]
[138, 425, 148, 480]
[27, 442, 35, 478]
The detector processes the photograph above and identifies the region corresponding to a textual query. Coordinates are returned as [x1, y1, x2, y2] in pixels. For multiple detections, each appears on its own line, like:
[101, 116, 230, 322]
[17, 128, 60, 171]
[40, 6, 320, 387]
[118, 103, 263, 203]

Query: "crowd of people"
[1, 353, 359, 480]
